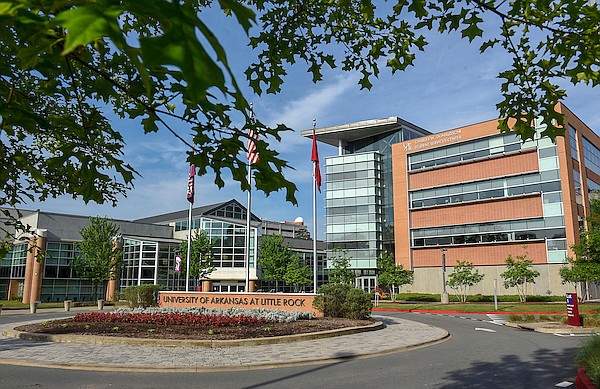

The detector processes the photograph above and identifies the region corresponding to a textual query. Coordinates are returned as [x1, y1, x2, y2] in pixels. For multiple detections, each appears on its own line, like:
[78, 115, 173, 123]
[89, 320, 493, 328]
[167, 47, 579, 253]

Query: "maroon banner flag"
[186, 164, 195, 204]
[311, 129, 322, 192]
[247, 129, 259, 164]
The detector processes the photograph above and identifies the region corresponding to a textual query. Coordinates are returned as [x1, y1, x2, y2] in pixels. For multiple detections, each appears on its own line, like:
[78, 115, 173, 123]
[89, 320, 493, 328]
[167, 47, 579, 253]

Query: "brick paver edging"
[2, 321, 384, 348]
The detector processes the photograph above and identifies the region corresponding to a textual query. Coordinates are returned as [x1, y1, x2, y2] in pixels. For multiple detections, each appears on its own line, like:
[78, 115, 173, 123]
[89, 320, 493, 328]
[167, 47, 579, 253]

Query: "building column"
[201, 280, 213, 292]
[8, 280, 20, 300]
[22, 231, 47, 304]
[249, 280, 258, 292]
[105, 240, 121, 301]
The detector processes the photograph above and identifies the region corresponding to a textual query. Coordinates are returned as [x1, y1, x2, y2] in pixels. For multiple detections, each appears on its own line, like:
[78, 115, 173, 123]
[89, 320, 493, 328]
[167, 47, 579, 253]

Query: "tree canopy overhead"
[1, 0, 599, 246]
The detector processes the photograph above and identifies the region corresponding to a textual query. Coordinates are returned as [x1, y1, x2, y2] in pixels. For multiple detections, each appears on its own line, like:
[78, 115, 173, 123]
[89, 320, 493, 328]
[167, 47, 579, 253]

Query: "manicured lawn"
[374, 301, 600, 314]
[0, 300, 65, 309]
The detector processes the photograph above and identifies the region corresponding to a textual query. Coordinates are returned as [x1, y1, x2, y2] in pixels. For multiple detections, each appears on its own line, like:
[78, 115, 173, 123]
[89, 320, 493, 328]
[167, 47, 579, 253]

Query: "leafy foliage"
[500, 253, 540, 302]
[313, 283, 372, 319]
[576, 335, 600, 387]
[3, 0, 599, 254]
[179, 230, 216, 281]
[283, 255, 313, 292]
[249, 0, 600, 140]
[561, 199, 600, 299]
[71, 217, 122, 300]
[258, 234, 293, 289]
[376, 251, 413, 300]
[121, 284, 163, 308]
[327, 248, 356, 285]
[446, 261, 484, 303]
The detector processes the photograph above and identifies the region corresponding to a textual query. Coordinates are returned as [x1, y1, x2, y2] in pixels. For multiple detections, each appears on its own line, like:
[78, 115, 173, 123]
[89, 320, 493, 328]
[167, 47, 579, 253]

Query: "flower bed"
[74, 307, 315, 328]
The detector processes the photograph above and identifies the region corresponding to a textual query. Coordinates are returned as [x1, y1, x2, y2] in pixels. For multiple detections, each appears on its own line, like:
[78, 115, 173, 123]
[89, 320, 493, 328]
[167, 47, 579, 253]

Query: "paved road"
[0, 310, 588, 388]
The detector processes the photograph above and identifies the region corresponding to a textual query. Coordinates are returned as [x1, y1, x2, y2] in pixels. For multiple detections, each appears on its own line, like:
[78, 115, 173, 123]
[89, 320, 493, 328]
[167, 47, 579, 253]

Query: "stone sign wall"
[159, 292, 323, 317]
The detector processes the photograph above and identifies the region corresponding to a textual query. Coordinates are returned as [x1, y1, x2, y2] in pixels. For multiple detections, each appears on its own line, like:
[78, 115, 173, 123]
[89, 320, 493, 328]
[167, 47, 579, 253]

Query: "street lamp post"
[441, 248, 449, 304]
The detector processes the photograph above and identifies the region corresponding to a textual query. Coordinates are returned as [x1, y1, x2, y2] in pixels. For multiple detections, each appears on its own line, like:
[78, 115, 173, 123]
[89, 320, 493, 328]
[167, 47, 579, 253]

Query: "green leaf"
[55, 5, 123, 54]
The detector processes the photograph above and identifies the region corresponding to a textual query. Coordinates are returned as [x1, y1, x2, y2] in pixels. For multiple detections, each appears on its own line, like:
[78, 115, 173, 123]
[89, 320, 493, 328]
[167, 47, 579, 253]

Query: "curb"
[504, 321, 600, 334]
[3, 321, 385, 348]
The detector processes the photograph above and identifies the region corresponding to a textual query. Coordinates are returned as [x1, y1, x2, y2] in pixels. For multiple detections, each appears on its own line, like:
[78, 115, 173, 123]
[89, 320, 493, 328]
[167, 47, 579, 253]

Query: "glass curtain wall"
[326, 152, 382, 275]
[120, 238, 182, 291]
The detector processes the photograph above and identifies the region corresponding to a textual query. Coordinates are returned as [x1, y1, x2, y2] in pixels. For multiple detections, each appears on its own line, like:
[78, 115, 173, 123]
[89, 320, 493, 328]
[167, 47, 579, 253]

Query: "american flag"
[247, 129, 259, 164]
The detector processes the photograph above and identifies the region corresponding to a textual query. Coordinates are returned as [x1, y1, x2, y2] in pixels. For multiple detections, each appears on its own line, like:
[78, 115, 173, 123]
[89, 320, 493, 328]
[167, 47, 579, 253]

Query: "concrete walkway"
[0, 311, 449, 372]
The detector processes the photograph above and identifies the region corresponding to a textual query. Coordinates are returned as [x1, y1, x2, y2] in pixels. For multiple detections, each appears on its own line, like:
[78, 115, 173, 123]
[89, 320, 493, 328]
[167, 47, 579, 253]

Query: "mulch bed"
[16, 318, 374, 341]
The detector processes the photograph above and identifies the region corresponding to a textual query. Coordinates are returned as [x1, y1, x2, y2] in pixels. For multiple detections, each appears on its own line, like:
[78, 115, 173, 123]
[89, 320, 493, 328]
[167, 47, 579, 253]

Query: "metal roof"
[299, 116, 431, 147]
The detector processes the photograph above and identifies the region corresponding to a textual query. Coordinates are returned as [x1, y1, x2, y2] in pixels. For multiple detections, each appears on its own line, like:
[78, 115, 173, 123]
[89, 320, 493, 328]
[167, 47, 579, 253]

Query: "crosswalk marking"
[486, 314, 507, 325]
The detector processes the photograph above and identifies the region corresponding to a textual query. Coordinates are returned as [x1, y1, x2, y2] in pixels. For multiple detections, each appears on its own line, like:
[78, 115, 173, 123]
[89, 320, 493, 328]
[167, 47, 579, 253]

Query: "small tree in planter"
[446, 261, 484, 303]
[501, 253, 540, 302]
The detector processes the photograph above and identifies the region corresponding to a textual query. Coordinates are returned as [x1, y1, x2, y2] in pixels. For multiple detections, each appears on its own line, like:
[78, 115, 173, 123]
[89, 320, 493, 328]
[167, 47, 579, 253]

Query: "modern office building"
[302, 118, 432, 291]
[305, 104, 599, 296]
[1, 199, 325, 302]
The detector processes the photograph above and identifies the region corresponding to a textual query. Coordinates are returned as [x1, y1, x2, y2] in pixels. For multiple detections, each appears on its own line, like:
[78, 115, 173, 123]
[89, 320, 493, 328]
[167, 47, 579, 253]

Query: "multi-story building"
[1, 199, 325, 302]
[302, 117, 431, 291]
[307, 104, 599, 296]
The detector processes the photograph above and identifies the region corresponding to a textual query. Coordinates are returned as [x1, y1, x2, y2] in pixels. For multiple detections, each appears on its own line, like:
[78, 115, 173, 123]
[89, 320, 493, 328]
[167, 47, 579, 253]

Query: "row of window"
[327, 178, 379, 191]
[326, 152, 381, 166]
[583, 136, 600, 177]
[411, 181, 561, 208]
[413, 229, 566, 248]
[328, 186, 379, 199]
[327, 213, 379, 225]
[412, 216, 565, 238]
[326, 204, 378, 215]
[327, 231, 380, 242]
[327, 222, 380, 234]
[411, 170, 559, 200]
[327, 161, 379, 174]
[326, 169, 378, 182]
[326, 241, 372, 250]
[409, 134, 557, 171]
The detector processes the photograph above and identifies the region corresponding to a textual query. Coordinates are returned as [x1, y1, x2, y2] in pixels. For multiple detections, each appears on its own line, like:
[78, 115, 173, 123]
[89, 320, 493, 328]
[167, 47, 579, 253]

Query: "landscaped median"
[3, 307, 382, 348]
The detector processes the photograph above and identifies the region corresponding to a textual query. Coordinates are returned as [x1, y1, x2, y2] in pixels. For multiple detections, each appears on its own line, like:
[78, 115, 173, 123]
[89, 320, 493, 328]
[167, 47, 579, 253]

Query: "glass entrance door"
[356, 276, 377, 292]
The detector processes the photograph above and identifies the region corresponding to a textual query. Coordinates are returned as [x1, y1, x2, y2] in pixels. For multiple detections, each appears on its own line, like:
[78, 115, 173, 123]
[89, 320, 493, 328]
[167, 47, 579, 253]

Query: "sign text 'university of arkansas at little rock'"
[159, 292, 323, 317]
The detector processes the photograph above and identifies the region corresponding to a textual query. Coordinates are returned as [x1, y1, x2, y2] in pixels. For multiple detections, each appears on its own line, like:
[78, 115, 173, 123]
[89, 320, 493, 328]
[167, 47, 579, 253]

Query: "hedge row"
[381, 293, 566, 303]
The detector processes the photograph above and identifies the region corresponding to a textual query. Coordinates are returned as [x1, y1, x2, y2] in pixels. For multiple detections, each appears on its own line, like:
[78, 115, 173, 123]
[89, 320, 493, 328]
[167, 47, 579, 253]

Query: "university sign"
[403, 129, 462, 152]
[159, 291, 323, 317]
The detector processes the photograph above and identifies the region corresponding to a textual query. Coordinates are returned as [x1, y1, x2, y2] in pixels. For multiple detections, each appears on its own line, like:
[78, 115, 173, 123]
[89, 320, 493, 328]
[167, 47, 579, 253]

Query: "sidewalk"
[0, 314, 449, 372]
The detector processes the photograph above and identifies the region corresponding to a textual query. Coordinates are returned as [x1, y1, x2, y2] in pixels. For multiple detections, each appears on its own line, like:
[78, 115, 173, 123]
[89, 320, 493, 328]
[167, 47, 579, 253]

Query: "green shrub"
[510, 313, 566, 322]
[122, 284, 163, 308]
[576, 335, 600, 387]
[395, 293, 439, 302]
[394, 293, 565, 303]
[313, 284, 372, 319]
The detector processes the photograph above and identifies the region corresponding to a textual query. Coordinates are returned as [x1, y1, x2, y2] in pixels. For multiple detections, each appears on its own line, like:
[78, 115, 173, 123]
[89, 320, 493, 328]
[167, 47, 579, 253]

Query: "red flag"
[186, 164, 195, 204]
[247, 129, 259, 164]
[311, 129, 322, 192]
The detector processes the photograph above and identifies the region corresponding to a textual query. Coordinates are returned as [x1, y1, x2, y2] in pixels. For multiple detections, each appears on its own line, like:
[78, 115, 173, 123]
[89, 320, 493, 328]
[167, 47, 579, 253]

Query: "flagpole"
[186, 200, 192, 292]
[245, 161, 252, 293]
[185, 164, 195, 292]
[312, 119, 318, 292]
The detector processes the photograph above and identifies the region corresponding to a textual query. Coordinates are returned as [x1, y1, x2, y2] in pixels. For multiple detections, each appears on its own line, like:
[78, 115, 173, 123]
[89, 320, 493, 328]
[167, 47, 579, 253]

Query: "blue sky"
[26, 7, 600, 240]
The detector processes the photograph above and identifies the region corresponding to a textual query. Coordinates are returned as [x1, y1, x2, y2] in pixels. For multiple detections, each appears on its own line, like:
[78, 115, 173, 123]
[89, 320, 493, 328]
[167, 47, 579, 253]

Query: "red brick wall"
[411, 195, 543, 228]
[412, 242, 547, 267]
[409, 150, 539, 190]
